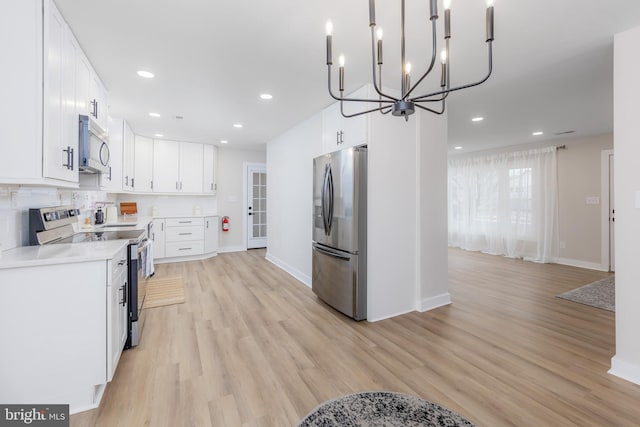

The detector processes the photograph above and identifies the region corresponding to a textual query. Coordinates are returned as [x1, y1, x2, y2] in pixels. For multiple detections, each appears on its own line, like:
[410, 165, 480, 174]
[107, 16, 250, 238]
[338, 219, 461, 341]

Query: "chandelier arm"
[404, 18, 438, 100]
[340, 99, 393, 118]
[417, 91, 450, 103]
[328, 65, 394, 103]
[410, 42, 493, 102]
[370, 27, 399, 102]
[414, 101, 445, 115]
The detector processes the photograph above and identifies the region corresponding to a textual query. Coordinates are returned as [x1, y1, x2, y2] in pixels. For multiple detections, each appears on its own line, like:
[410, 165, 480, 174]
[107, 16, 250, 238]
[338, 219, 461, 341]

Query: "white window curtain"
[448, 146, 559, 262]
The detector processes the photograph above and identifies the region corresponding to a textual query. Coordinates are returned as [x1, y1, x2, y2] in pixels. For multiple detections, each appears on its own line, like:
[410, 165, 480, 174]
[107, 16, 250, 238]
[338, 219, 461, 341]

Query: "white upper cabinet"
[42, 0, 78, 183]
[134, 136, 154, 192]
[203, 144, 217, 194]
[122, 121, 135, 191]
[90, 73, 109, 131]
[322, 85, 369, 154]
[153, 140, 203, 194]
[152, 140, 180, 193]
[180, 142, 204, 193]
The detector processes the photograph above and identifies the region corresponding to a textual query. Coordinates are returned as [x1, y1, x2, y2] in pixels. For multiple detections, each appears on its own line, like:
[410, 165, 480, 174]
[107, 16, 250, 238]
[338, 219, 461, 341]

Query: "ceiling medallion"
[325, 0, 495, 121]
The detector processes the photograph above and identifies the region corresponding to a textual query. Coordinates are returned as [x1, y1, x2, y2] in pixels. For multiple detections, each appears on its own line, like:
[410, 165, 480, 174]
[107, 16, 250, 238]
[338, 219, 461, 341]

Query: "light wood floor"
[71, 249, 640, 426]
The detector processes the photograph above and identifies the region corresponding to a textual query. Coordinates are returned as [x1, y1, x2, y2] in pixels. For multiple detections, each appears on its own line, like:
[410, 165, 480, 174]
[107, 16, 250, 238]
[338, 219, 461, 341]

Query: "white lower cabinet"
[107, 246, 128, 382]
[152, 219, 166, 259]
[153, 216, 218, 260]
[204, 216, 219, 253]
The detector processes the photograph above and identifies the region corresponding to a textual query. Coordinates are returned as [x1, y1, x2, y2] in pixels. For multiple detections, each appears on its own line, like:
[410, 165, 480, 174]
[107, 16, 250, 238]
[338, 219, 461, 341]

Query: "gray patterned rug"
[297, 391, 475, 426]
[557, 275, 615, 312]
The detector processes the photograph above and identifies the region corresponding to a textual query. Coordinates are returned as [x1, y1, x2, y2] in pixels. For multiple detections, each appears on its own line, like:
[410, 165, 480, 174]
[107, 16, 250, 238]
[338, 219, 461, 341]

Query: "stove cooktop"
[51, 229, 145, 244]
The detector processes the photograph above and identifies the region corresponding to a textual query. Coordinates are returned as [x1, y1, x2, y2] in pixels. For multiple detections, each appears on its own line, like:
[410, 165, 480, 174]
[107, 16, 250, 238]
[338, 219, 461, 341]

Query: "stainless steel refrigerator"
[312, 146, 367, 320]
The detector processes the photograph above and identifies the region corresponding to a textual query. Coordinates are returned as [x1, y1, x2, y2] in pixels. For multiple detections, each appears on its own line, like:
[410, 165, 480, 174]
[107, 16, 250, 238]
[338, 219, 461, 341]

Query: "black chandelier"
[325, 0, 495, 120]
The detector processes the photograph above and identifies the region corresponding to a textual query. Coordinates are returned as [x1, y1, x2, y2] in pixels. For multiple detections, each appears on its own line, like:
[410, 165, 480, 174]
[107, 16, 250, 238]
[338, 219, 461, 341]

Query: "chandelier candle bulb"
[430, 0, 438, 20]
[369, 0, 376, 26]
[440, 50, 447, 87]
[486, 1, 494, 42]
[444, 8, 451, 39]
[377, 28, 383, 65]
[326, 21, 333, 65]
[338, 55, 345, 92]
[405, 62, 412, 92]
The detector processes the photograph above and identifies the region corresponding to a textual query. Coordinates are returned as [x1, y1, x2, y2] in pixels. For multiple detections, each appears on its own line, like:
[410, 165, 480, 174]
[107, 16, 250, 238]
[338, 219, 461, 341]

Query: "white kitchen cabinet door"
[180, 142, 204, 193]
[321, 85, 369, 154]
[75, 52, 92, 119]
[152, 219, 166, 259]
[203, 144, 217, 194]
[152, 140, 180, 193]
[204, 216, 218, 253]
[102, 117, 124, 191]
[90, 73, 109, 131]
[122, 121, 135, 191]
[134, 136, 154, 192]
[42, 1, 78, 183]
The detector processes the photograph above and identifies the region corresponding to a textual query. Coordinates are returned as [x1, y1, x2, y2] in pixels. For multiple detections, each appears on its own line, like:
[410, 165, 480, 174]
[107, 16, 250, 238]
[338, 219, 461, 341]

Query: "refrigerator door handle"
[322, 164, 332, 235]
[327, 166, 334, 234]
[312, 243, 351, 261]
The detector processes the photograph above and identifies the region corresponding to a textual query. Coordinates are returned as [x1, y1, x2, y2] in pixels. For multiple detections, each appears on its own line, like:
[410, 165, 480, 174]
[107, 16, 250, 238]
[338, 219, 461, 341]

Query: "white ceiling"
[54, 0, 640, 152]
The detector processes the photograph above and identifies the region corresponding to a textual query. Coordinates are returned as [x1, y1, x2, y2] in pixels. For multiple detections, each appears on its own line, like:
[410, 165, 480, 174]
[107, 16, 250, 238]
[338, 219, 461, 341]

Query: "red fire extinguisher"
[222, 216, 230, 232]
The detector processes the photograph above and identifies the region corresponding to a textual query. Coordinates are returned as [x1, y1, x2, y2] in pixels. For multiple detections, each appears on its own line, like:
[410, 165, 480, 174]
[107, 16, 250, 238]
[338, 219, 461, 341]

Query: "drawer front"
[166, 217, 204, 227]
[166, 226, 202, 242]
[165, 241, 204, 258]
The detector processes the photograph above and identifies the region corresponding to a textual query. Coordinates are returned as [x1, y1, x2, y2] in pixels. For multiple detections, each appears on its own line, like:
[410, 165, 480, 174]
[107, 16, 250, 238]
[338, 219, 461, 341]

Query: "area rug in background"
[297, 391, 475, 427]
[557, 275, 614, 312]
[143, 276, 185, 309]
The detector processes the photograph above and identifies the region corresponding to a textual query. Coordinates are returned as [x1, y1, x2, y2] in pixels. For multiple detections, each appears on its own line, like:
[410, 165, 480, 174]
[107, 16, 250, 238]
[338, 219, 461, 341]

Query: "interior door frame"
[243, 162, 267, 250]
[600, 149, 614, 271]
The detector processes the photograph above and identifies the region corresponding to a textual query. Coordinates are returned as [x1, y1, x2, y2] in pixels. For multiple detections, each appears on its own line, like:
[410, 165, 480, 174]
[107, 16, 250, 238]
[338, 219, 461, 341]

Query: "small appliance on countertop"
[95, 206, 105, 225]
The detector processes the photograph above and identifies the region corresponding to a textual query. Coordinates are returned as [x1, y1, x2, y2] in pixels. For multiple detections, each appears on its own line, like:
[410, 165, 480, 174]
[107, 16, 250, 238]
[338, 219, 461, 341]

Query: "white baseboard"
[418, 293, 452, 312]
[154, 252, 217, 264]
[367, 307, 415, 323]
[555, 257, 609, 272]
[217, 245, 246, 254]
[609, 355, 640, 386]
[265, 252, 311, 287]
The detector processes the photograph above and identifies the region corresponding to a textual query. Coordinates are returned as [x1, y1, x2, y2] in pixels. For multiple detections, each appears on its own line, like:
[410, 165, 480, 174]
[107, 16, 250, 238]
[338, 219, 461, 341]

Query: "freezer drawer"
[312, 243, 366, 320]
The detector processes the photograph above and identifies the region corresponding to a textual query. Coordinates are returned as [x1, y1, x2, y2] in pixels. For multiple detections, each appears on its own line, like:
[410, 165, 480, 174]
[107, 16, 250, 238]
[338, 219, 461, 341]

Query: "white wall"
[610, 25, 640, 385]
[417, 110, 450, 311]
[266, 113, 323, 285]
[216, 147, 267, 252]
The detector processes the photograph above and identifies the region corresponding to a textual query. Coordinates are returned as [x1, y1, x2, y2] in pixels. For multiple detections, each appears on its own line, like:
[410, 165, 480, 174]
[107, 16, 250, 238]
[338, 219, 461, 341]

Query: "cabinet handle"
[178, 247, 192, 251]
[118, 259, 126, 266]
[176, 182, 179, 190]
[131, 177, 135, 188]
[161, 222, 164, 231]
[180, 181, 183, 190]
[211, 183, 213, 191]
[178, 232, 192, 236]
[151, 180, 154, 190]
[178, 221, 192, 224]
[108, 165, 112, 181]
[152, 232, 155, 240]
[206, 220, 209, 228]
[91, 99, 97, 118]
[63, 146, 72, 170]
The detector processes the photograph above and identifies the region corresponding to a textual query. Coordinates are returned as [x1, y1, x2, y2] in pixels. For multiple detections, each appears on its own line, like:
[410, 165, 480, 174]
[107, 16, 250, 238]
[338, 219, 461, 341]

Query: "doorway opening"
[245, 163, 267, 249]
[600, 150, 615, 272]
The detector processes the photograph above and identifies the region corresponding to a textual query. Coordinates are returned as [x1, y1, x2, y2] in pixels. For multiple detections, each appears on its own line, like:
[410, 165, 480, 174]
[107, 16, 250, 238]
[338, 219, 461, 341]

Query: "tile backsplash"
[0, 186, 116, 251]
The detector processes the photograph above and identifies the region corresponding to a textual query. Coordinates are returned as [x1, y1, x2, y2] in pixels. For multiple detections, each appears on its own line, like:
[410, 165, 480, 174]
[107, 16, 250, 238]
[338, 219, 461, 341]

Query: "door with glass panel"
[247, 164, 267, 249]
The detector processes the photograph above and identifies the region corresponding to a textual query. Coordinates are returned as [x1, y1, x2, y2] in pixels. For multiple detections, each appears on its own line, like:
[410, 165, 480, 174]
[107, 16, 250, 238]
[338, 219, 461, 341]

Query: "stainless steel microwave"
[79, 115, 110, 174]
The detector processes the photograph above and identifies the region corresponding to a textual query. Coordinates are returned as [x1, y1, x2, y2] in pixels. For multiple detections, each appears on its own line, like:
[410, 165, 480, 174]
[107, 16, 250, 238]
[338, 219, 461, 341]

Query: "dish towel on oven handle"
[145, 240, 155, 277]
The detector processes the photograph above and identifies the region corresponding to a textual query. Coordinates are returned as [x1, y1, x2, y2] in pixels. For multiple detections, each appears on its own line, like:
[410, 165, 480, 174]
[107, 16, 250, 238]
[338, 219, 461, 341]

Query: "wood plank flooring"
[71, 248, 640, 426]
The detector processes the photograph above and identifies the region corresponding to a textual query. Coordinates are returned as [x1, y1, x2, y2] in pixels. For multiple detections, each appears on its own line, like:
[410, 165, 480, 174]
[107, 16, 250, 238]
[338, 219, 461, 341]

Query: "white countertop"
[0, 240, 129, 270]
[0, 215, 153, 270]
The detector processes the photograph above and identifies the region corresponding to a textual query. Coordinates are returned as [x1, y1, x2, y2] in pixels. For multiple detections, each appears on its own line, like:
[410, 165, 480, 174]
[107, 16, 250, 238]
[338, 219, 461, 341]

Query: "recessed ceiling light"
[233, 123, 243, 128]
[154, 133, 164, 137]
[137, 70, 155, 79]
[532, 131, 544, 136]
[220, 140, 229, 144]
[260, 93, 273, 100]
[149, 112, 160, 117]
[454, 146, 463, 150]
[471, 117, 484, 122]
